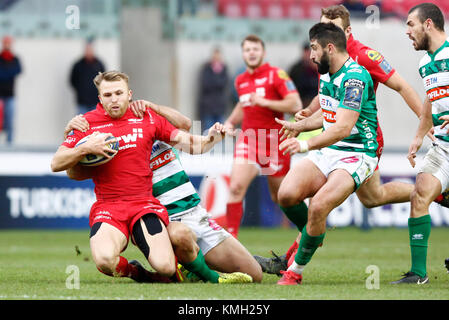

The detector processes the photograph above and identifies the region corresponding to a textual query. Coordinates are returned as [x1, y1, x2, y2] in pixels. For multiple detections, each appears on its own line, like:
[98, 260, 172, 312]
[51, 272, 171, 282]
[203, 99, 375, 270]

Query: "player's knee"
[94, 252, 118, 275]
[154, 260, 177, 277]
[168, 223, 194, 248]
[251, 264, 263, 283]
[277, 189, 297, 207]
[359, 196, 378, 208]
[229, 181, 247, 199]
[410, 188, 431, 212]
[307, 203, 328, 225]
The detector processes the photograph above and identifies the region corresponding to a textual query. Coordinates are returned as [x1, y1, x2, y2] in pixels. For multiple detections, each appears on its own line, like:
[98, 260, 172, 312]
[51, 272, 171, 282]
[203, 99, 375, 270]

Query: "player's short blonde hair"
[321, 5, 351, 30]
[93, 71, 130, 91]
[241, 34, 265, 50]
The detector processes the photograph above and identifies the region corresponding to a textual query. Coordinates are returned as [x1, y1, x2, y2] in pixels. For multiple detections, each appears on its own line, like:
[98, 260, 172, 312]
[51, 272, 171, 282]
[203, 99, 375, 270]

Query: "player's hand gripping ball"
[75, 133, 119, 166]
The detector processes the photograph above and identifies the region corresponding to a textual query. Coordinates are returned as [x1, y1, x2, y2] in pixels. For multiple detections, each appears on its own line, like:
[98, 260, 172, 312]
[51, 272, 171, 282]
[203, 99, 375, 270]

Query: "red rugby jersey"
[62, 103, 178, 201]
[346, 34, 396, 156]
[346, 34, 395, 91]
[235, 63, 298, 131]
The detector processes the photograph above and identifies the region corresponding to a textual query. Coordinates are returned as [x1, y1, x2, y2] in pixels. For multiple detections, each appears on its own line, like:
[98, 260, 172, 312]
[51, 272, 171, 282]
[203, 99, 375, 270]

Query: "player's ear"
[128, 89, 133, 102]
[345, 26, 352, 37]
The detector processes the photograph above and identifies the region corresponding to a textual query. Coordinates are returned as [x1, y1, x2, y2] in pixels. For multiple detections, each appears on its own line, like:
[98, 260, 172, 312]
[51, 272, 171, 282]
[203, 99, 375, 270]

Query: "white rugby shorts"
[307, 147, 378, 190]
[418, 142, 449, 192]
[169, 205, 230, 255]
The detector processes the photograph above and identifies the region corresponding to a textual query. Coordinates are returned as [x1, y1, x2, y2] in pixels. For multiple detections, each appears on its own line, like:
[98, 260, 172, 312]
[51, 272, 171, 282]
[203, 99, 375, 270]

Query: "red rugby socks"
[226, 201, 243, 238]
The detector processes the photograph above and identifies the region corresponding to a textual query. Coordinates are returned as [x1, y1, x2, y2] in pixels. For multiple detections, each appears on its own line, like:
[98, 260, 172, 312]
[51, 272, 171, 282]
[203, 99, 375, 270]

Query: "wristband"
[299, 140, 309, 153]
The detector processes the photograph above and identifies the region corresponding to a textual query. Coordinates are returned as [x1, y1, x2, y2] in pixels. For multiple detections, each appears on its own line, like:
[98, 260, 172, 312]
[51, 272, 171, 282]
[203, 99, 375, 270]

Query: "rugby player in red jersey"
[224, 34, 302, 238]
[51, 71, 229, 282]
[254, 5, 449, 275]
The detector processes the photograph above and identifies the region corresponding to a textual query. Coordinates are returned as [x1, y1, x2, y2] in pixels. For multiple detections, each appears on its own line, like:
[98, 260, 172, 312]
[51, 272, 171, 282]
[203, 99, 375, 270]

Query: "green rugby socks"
[294, 227, 325, 266]
[183, 249, 219, 283]
[409, 214, 431, 278]
[280, 202, 308, 231]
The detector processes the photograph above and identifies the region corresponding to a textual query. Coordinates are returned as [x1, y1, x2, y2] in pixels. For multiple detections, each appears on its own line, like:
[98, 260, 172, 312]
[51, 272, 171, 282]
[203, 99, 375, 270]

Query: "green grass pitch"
[1, 227, 448, 300]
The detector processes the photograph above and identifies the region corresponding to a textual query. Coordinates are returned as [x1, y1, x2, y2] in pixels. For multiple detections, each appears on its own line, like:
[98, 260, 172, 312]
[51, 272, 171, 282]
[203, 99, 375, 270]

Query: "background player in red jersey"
[51, 71, 229, 283]
[254, 5, 449, 275]
[224, 34, 302, 238]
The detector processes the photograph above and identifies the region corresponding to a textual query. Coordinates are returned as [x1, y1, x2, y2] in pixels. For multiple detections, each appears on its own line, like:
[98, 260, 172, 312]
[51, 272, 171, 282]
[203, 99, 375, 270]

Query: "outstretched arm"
[169, 122, 231, 154]
[384, 72, 422, 117]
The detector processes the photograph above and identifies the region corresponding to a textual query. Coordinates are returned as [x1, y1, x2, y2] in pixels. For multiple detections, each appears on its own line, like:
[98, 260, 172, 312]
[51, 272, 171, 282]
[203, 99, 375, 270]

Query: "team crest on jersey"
[277, 69, 290, 80]
[366, 50, 382, 62]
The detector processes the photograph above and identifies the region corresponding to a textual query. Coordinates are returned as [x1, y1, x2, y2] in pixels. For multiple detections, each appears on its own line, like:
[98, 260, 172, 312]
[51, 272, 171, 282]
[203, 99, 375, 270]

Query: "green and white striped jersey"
[150, 141, 200, 216]
[318, 58, 379, 157]
[419, 40, 449, 145]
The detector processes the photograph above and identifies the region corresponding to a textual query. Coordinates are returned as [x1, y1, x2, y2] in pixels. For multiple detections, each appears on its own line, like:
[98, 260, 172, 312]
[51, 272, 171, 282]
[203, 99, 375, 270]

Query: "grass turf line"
[0, 227, 448, 300]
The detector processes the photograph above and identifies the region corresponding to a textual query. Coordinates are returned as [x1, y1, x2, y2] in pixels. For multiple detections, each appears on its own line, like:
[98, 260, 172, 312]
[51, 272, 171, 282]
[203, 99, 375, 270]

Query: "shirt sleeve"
[358, 49, 395, 84]
[150, 110, 179, 144]
[273, 68, 298, 98]
[61, 129, 86, 148]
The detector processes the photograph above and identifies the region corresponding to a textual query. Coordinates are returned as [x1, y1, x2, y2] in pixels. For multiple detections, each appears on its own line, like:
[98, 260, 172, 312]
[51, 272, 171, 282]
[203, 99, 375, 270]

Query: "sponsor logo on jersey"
[366, 50, 382, 62]
[427, 85, 449, 102]
[128, 118, 144, 124]
[379, 58, 393, 74]
[426, 77, 438, 87]
[339, 156, 360, 164]
[64, 137, 76, 144]
[343, 79, 365, 110]
[117, 128, 143, 143]
[91, 123, 113, 130]
[255, 77, 267, 85]
[320, 98, 334, 108]
[150, 149, 177, 171]
[277, 69, 290, 80]
[322, 109, 336, 123]
[255, 87, 266, 97]
[239, 93, 251, 107]
[239, 82, 249, 88]
[285, 80, 296, 91]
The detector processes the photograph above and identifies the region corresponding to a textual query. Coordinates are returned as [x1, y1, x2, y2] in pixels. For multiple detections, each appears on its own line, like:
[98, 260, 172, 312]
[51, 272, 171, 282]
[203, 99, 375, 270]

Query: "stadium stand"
[217, 0, 449, 19]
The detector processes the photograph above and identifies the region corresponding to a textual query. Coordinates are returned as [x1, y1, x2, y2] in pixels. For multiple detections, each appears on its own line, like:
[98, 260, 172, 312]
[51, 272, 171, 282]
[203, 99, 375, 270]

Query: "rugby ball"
[75, 133, 119, 166]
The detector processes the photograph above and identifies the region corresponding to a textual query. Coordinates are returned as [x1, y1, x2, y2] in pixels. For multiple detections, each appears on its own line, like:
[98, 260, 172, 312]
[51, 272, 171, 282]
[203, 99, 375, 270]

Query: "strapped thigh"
[131, 213, 163, 259]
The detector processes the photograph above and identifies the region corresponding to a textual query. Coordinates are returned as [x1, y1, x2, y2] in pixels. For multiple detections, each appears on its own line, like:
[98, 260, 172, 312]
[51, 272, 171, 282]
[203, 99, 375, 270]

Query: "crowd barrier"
[1, 151, 448, 229]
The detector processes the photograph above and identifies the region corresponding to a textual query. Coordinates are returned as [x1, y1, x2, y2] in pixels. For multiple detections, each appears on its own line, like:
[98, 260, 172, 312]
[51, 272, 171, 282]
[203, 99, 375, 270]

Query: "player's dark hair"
[309, 22, 347, 52]
[241, 34, 265, 49]
[409, 2, 445, 32]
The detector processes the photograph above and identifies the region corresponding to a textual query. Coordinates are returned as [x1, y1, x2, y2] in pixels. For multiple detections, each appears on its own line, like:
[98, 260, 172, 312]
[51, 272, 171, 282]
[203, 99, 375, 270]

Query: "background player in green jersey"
[392, 2, 449, 285]
[274, 22, 380, 285]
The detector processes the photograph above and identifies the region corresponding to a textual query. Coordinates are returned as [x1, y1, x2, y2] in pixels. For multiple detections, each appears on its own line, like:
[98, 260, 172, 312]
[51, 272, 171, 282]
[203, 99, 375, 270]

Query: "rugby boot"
[390, 271, 429, 284]
[178, 264, 202, 283]
[253, 251, 287, 276]
[277, 270, 302, 285]
[445, 258, 449, 273]
[434, 189, 449, 208]
[217, 272, 253, 284]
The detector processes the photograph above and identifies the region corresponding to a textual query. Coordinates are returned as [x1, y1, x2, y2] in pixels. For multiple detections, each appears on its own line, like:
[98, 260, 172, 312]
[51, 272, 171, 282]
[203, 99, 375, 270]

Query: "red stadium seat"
[263, 0, 285, 19]
[218, 0, 243, 17]
[244, 0, 263, 19]
[285, 0, 307, 19]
